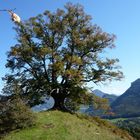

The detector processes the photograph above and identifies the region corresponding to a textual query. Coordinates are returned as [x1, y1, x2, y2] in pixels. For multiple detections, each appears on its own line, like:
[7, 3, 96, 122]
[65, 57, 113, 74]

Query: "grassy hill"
[2, 111, 134, 140]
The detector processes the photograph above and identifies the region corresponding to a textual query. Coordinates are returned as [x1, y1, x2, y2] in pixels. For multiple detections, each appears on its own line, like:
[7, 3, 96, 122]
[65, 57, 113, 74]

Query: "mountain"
[111, 78, 140, 117]
[0, 94, 5, 100]
[32, 98, 54, 112]
[3, 110, 133, 140]
[0, 94, 3, 100]
[92, 89, 106, 97]
[93, 89, 118, 104]
[84, 90, 118, 116]
[0, 95, 10, 102]
[102, 94, 118, 104]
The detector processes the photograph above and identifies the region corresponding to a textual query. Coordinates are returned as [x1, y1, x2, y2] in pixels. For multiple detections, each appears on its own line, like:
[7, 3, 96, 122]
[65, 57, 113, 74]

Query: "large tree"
[4, 3, 123, 111]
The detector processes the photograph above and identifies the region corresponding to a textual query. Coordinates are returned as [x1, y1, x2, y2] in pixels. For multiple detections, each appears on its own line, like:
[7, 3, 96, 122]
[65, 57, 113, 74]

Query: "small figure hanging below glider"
[0, 8, 21, 23]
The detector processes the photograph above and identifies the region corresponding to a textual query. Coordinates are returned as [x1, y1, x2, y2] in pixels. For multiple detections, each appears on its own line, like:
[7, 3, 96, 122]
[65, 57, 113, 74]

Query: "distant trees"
[3, 3, 123, 112]
[114, 118, 140, 140]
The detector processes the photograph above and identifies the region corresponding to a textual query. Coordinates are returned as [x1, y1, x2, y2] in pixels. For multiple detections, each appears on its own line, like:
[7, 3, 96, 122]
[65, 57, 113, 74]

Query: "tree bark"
[51, 93, 68, 112]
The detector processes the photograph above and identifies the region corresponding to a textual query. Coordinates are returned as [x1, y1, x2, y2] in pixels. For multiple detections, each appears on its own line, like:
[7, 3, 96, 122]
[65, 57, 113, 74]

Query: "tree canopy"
[3, 3, 123, 111]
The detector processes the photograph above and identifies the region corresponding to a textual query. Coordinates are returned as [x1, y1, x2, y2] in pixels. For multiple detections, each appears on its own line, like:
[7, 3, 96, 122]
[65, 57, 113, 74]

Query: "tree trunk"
[51, 94, 68, 112]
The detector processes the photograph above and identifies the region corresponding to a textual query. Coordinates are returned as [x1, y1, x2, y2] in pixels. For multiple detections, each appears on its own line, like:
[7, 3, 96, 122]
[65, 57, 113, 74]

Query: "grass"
[2, 111, 134, 140]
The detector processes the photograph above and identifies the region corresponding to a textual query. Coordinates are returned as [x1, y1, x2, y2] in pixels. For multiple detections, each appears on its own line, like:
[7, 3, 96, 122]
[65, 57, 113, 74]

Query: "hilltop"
[2, 111, 133, 140]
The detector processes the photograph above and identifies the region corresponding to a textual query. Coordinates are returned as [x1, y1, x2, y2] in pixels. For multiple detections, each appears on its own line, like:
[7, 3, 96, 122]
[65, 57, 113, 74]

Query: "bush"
[0, 96, 36, 135]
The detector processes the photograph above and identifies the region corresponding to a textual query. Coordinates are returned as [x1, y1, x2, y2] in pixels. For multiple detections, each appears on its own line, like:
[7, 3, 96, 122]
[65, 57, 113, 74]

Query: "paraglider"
[0, 8, 21, 23]
[8, 10, 21, 23]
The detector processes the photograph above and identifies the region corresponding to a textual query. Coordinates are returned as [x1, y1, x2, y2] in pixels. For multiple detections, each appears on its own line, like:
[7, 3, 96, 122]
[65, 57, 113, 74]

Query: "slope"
[2, 111, 133, 140]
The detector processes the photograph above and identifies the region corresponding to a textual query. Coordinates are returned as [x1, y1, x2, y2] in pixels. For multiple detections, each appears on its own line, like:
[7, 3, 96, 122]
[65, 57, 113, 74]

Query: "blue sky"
[0, 0, 140, 95]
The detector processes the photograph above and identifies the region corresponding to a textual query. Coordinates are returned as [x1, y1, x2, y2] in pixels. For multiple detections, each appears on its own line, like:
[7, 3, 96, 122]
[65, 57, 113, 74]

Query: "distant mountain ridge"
[84, 89, 118, 116]
[93, 89, 118, 104]
[111, 78, 140, 117]
[92, 89, 106, 97]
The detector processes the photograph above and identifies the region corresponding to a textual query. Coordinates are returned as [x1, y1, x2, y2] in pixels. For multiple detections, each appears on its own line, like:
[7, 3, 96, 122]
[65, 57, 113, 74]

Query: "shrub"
[0, 96, 36, 135]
